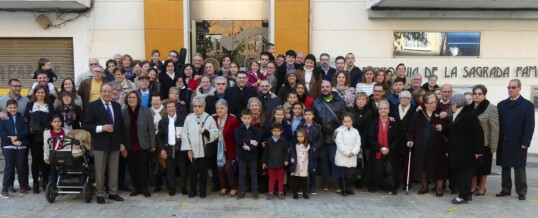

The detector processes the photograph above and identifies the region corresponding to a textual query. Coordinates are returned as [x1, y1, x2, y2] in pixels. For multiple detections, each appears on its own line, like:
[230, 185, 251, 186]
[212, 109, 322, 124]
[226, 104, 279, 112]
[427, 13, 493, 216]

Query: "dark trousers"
[319, 144, 339, 185]
[30, 132, 49, 184]
[501, 167, 527, 195]
[293, 176, 308, 195]
[165, 151, 189, 190]
[238, 159, 258, 194]
[189, 157, 208, 195]
[454, 168, 474, 200]
[309, 169, 317, 190]
[119, 154, 127, 186]
[50, 164, 58, 185]
[127, 150, 150, 191]
[207, 156, 219, 189]
[217, 161, 237, 189]
[2, 148, 29, 192]
[339, 167, 354, 179]
[448, 168, 458, 192]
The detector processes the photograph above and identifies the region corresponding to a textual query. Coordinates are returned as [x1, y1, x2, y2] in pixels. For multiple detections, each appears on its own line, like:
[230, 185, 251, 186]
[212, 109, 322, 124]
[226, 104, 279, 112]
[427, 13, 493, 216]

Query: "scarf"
[128, 106, 141, 151]
[473, 99, 490, 117]
[61, 105, 76, 126]
[151, 105, 164, 126]
[217, 116, 227, 167]
[376, 118, 389, 160]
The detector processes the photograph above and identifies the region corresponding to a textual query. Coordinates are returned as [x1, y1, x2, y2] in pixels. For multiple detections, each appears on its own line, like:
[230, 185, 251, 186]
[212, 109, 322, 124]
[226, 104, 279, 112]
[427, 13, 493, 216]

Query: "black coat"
[83, 99, 125, 151]
[205, 90, 238, 116]
[262, 137, 289, 169]
[158, 71, 180, 100]
[234, 124, 261, 161]
[227, 86, 257, 116]
[315, 66, 336, 83]
[350, 106, 373, 149]
[447, 105, 484, 169]
[312, 92, 346, 144]
[390, 104, 416, 155]
[367, 118, 400, 187]
[497, 96, 535, 167]
[25, 102, 56, 133]
[348, 66, 363, 88]
[157, 112, 187, 151]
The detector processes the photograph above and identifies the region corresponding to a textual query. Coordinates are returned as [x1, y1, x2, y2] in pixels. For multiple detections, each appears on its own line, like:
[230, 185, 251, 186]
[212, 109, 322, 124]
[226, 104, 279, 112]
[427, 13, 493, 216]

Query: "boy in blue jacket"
[0, 99, 30, 198]
[234, 109, 261, 199]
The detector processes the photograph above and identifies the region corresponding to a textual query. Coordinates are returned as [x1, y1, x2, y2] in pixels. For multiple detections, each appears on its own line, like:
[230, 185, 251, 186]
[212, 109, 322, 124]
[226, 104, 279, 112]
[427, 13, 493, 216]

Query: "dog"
[66, 129, 91, 150]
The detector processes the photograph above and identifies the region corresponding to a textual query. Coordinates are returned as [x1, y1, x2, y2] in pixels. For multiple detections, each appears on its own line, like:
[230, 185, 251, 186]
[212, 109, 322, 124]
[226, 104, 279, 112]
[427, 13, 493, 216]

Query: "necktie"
[106, 103, 114, 124]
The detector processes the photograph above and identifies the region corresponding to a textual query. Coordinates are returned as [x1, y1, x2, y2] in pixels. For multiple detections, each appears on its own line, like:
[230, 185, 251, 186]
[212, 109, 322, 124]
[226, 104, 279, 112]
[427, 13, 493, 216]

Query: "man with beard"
[227, 72, 257, 117]
[312, 80, 346, 193]
[257, 80, 282, 118]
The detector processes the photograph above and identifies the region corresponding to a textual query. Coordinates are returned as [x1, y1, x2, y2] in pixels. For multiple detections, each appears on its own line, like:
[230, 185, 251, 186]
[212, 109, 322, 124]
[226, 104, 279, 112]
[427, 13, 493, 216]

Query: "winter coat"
[181, 112, 219, 158]
[334, 126, 361, 168]
[262, 137, 289, 169]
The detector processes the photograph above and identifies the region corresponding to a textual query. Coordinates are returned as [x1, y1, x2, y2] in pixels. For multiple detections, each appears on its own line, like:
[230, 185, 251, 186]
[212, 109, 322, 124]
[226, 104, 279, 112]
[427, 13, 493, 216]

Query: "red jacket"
[188, 78, 200, 91]
[213, 114, 240, 160]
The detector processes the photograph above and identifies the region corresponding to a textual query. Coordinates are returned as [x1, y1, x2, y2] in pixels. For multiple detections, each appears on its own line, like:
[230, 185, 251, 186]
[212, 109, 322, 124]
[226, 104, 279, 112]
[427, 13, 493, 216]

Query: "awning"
[0, 0, 91, 12]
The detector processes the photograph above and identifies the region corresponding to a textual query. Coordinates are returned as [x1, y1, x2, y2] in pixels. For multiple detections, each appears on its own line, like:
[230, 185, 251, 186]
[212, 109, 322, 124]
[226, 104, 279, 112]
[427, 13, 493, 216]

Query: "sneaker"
[19, 188, 28, 196]
[1, 192, 9, 199]
[322, 185, 329, 191]
[278, 192, 285, 200]
[8, 186, 16, 193]
[298, 191, 303, 195]
[310, 188, 317, 195]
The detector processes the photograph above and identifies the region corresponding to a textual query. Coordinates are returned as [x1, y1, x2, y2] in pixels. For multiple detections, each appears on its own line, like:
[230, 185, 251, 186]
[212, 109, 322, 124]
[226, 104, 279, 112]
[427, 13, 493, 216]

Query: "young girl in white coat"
[334, 112, 361, 196]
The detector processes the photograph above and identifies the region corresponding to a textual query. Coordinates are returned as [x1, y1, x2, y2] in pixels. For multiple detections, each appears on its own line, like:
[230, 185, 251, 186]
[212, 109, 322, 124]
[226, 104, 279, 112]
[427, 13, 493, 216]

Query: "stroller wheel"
[45, 183, 57, 203]
[83, 182, 93, 203]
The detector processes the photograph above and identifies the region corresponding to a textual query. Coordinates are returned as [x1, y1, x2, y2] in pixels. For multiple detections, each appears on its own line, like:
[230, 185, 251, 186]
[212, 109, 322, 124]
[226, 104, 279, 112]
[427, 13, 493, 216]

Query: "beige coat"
[477, 103, 500, 148]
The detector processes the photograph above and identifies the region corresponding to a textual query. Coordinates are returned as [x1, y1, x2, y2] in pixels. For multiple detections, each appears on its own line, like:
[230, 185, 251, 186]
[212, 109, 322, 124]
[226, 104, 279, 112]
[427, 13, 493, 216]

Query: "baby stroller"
[45, 136, 92, 203]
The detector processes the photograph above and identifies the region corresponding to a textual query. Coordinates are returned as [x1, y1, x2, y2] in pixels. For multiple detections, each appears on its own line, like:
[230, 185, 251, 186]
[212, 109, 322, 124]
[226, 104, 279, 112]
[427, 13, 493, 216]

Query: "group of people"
[0, 44, 534, 205]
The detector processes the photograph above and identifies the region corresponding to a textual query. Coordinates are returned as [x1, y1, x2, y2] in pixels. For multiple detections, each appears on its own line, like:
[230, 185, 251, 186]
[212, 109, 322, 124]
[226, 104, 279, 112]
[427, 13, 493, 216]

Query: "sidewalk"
[0, 153, 537, 217]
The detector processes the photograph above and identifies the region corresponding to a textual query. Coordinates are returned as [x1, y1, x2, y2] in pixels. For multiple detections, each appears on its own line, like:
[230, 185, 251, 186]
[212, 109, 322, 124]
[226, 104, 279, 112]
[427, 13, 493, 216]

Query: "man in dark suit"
[315, 53, 336, 83]
[227, 72, 257, 116]
[83, 83, 126, 204]
[496, 79, 535, 201]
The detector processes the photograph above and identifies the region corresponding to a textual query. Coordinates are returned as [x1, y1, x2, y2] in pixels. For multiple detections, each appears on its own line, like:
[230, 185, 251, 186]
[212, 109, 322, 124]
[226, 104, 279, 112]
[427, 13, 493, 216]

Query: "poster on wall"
[393, 32, 480, 57]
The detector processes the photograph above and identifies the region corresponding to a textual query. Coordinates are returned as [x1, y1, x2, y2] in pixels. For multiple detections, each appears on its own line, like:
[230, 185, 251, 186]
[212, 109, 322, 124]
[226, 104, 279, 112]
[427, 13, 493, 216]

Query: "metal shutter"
[0, 38, 74, 95]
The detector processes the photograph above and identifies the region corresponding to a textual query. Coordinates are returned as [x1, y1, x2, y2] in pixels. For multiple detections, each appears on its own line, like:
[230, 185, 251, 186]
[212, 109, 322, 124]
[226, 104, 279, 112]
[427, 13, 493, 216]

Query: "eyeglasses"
[473, 92, 483, 96]
[507, 86, 519, 90]
[193, 105, 203, 108]
[259, 85, 270, 88]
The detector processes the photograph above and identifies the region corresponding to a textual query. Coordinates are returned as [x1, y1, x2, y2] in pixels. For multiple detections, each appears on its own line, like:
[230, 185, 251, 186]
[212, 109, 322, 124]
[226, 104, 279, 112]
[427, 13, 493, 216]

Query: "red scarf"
[50, 129, 65, 150]
[376, 118, 389, 160]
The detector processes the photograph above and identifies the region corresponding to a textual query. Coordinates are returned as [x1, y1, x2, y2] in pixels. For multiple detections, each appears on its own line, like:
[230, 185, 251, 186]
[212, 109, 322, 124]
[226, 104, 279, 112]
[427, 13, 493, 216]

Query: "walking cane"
[405, 147, 412, 195]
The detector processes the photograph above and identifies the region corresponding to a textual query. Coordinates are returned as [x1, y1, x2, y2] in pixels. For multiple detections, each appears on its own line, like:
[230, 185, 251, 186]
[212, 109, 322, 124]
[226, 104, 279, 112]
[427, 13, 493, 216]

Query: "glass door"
[193, 20, 269, 67]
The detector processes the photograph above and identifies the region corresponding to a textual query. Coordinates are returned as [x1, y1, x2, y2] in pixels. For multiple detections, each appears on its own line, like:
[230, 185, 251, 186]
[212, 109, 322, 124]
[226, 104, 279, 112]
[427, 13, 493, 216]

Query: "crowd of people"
[0, 44, 534, 205]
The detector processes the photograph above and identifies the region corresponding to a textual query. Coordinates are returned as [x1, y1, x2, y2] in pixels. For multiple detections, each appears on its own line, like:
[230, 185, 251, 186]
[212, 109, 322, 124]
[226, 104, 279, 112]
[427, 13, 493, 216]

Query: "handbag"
[382, 157, 395, 189]
[200, 115, 218, 157]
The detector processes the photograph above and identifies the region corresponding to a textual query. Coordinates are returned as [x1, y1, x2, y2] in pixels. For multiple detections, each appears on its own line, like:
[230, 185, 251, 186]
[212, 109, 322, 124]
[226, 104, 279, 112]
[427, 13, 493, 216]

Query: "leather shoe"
[109, 194, 124, 201]
[518, 194, 526, 200]
[199, 193, 206, 198]
[129, 190, 140, 197]
[451, 197, 468, 204]
[496, 192, 511, 197]
[153, 186, 162, 193]
[142, 189, 151, 198]
[188, 192, 196, 198]
[97, 197, 105, 204]
[180, 188, 188, 195]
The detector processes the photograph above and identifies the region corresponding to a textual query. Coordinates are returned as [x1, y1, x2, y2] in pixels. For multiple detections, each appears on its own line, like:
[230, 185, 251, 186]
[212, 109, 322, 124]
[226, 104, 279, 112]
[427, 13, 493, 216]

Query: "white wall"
[311, 0, 538, 153]
[0, 0, 145, 78]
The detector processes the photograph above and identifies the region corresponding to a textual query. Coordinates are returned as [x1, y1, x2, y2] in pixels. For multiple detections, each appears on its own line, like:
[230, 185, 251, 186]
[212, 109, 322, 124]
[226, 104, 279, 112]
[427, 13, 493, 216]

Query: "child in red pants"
[262, 123, 289, 200]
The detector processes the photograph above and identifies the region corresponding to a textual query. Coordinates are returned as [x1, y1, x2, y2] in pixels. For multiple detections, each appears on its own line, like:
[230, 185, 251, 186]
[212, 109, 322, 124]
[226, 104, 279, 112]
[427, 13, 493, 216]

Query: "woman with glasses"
[470, 84, 499, 197]
[407, 92, 448, 196]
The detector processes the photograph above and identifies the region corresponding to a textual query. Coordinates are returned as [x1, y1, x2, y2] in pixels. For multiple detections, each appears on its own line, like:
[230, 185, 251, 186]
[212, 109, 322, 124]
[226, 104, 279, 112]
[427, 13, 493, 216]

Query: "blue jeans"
[319, 144, 339, 186]
[238, 159, 258, 194]
[2, 148, 29, 192]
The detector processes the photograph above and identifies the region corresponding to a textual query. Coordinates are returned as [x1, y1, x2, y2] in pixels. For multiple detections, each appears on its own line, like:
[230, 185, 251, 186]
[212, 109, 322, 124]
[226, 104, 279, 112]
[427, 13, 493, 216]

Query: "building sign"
[369, 66, 537, 79]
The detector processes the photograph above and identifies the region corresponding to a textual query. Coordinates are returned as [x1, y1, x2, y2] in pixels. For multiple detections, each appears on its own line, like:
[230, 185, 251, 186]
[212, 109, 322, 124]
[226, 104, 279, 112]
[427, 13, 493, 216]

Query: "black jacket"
[315, 66, 336, 83]
[227, 86, 257, 115]
[55, 105, 83, 130]
[447, 105, 484, 169]
[83, 100, 125, 151]
[158, 71, 180, 100]
[234, 124, 261, 161]
[25, 102, 56, 133]
[262, 137, 289, 168]
[205, 90, 239, 116]
[157, 112, 187, 152]
[390, 104, 416, 155]
[348, 66, 363, 88]
[312, 92, 346, 144]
